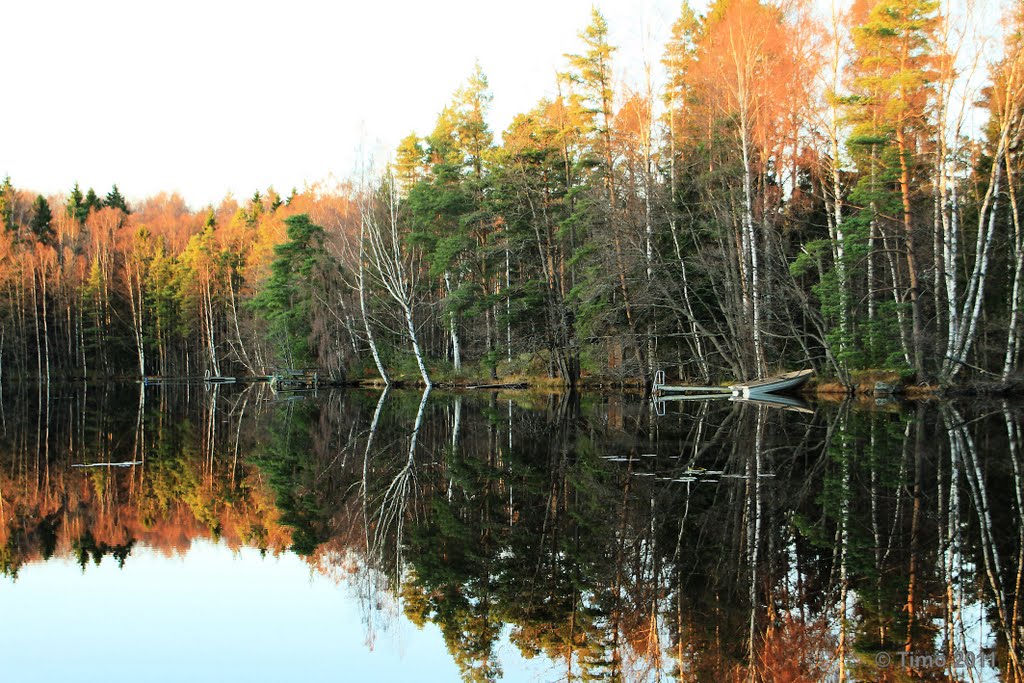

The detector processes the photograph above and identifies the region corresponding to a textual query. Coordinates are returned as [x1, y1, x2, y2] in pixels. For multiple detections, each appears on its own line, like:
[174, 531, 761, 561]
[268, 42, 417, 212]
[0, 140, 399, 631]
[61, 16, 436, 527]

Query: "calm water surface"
[0, 383, 1020, 682]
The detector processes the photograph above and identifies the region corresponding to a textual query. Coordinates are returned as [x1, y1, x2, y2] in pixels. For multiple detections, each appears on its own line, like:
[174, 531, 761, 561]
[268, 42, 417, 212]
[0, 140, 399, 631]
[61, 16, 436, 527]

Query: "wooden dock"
[651, 370, 732, 395]
[269, 368, 321, 390]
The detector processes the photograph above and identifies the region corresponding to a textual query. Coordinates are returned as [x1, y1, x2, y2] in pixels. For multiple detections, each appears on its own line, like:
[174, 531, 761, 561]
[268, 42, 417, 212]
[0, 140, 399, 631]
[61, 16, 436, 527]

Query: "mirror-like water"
[0, 383, 1020, 682]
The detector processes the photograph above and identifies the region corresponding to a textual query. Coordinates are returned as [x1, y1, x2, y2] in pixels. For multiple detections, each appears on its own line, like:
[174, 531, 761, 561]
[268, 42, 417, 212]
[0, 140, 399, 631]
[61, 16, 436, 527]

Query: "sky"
[2, 0, 689, 210]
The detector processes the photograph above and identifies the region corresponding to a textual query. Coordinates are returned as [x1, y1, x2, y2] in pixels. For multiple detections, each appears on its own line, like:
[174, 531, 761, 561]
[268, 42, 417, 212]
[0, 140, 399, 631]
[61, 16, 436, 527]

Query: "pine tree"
[67, 183, 87, 225]
[489, 103, 583, 383]
[29, 195, 53, 243]
[246, 190, 264, 226]
[267, 188, 283, 212]
[564, 8, 616, 174]
[105, 184, 130, 213]
[846, 0, 939, 375]
[564, 9, 648, 376]
[84, 187, 103, 214]
[250, 214, 327, 366]
[0, 175, 15, 233]
[406, 65, 497, 374]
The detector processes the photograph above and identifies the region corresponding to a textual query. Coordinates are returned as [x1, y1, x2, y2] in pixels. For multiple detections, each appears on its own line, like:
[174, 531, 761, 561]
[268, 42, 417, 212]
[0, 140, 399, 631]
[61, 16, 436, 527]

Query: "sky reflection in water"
[0, 538, 551, 683]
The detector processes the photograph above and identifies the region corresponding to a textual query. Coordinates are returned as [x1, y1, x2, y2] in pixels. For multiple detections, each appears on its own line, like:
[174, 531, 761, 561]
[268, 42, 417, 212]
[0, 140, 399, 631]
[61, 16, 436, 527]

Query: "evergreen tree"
[563, 8, 650, 376]
[105, 184, 130, 213]
[84, 187, 103, 214]
[250, 214, 328, 366]
[246, 191, 264, 226]
[66, 183, 87, 225]
[0, 175, 15, 233]
[489, 103, 584, 384]
[564, 8, 616, 178]
[29, 195, 53, 243]
[267, 188, 283, 212]
[406, 66, 497, 374]
[845, 0, 938, 374]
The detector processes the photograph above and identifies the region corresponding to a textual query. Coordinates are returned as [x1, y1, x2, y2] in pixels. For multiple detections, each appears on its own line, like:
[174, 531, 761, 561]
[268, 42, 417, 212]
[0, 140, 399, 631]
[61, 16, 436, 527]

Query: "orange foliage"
[131, 193, 201, 254]
[687, 0, 824, 175]
[753, 613, 837, 682]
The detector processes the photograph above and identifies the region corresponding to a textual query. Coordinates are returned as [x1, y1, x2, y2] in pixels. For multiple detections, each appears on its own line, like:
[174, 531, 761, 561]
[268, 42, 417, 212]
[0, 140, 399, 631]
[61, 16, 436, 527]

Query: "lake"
[0, 383, 1018, 682]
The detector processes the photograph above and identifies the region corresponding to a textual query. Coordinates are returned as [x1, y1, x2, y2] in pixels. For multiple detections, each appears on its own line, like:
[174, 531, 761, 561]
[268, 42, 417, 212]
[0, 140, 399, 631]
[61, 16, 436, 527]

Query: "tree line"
[3, 0, 1024, 386]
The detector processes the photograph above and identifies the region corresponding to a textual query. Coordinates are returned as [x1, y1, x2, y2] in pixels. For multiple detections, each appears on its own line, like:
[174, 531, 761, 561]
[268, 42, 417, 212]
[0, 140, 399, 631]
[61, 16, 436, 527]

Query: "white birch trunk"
[739, 97, 765, 377]
[505, 233, 512, 363]
[363, 173, 432, 387]
[826, 0, 850, 379]
[404, 302, 431, 388]
[443, 271, 461, 372]
[358, 217, 389, 385]
[227, 275, 253, 374]
[943, 147, 1003, 381]
[126, 258, 146, 377]
[1004, 155, 1023, 378]
[40, 265, 50, 384]
[204, 277, 220, 377]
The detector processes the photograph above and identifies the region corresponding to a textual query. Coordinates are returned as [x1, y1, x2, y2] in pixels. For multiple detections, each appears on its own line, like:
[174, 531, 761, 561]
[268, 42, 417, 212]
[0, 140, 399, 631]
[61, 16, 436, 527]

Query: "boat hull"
[728, 370, 813, 398]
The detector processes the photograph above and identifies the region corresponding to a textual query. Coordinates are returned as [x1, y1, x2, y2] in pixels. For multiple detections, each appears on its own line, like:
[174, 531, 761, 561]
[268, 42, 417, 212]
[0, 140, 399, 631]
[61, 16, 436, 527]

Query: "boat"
[728, 369, 813, 399]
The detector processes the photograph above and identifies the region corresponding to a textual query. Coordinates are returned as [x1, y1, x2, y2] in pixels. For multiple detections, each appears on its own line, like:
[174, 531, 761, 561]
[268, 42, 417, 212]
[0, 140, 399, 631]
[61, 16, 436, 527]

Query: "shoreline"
[6, 371, 1024, 400]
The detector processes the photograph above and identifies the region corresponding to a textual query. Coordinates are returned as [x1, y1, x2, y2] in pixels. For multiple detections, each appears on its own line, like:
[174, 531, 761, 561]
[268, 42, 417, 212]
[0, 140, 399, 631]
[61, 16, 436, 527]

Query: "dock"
[651, 370, 732, 395]
[269, 367, 321, 390]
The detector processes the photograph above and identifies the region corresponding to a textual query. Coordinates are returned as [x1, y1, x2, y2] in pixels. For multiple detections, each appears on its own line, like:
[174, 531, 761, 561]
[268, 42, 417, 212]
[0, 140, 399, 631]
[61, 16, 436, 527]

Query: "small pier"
[651, 370, 732, 396]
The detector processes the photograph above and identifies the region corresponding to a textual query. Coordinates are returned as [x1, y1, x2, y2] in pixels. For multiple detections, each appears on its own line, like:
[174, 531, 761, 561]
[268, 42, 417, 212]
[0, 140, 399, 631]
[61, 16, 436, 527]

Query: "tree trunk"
[358, 221, 389, 385]
[895, 126, 924, 376]
[443, 271, 461, 372]
[739, 104, 765, 377]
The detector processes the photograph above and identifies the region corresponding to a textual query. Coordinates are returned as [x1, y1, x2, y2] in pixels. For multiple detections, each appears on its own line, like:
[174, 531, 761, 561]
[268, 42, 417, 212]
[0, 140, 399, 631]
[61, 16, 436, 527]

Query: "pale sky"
[3, 0, 686, 209]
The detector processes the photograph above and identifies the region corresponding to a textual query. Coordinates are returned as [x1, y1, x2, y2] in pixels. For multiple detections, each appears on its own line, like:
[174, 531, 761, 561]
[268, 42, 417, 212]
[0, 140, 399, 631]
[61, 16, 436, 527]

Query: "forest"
[2, 0, 1024, 387]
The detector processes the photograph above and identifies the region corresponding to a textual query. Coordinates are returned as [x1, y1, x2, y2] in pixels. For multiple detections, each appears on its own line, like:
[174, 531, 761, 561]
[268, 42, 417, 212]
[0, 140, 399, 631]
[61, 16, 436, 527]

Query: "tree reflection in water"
[0, 384, 1022, 682]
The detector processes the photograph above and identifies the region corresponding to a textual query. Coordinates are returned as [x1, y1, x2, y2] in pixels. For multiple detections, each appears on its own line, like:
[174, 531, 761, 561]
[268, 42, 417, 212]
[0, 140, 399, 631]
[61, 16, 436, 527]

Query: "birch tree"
[684, 0, 810, 377]
[943, 15, 1024, 381]
[362, 173, 432, 387]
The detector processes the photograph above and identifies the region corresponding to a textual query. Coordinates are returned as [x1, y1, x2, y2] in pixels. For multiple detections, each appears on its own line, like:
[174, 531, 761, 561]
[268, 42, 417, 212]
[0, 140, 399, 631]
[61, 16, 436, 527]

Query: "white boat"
[729, 369, 813, 399]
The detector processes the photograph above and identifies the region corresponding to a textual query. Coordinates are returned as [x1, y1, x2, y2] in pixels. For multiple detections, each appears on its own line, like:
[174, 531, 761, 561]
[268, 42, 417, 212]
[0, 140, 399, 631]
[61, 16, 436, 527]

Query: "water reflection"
[0, 384, 1022, 681]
